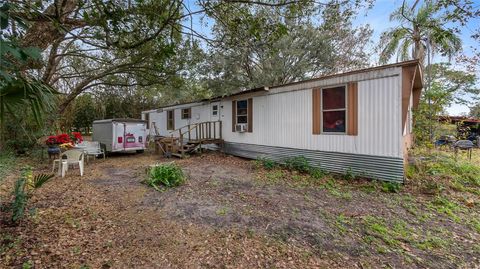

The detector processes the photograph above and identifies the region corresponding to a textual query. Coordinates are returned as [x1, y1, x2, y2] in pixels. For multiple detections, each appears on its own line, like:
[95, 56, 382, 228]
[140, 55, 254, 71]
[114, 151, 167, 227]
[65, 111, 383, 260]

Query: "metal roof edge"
[93, 118, 147, 123]
[142, 61, 420, 113]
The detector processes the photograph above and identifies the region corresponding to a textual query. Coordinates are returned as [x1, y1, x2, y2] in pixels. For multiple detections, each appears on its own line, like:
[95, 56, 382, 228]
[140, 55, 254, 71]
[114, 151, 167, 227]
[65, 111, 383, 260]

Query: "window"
[167, 110, 174, 130]
[181, 108, 191, 119]
[212, 105, 218, 116]
[236, 100, 248, 124]
[322, 86, 346, 133]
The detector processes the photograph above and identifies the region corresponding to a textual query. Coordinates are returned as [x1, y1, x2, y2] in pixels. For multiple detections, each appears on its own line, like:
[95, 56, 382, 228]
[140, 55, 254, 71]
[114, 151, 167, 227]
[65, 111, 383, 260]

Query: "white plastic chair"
[52, 150, 84, 177]
[83, 141, 105, 162]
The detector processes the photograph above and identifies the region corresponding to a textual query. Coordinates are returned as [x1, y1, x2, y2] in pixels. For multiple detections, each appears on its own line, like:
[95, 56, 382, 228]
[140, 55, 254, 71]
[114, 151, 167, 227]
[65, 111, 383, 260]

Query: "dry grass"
[0, 150, 479, 268]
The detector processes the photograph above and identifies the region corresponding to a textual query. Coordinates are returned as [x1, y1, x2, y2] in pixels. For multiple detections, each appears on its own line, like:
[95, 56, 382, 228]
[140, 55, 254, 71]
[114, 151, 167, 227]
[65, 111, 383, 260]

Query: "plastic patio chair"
[84, 141, 105, 162]
[52, 150, 84, 177]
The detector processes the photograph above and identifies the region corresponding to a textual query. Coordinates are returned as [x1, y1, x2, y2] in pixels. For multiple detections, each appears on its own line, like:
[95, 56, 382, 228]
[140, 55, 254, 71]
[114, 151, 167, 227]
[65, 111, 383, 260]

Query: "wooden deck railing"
[169, 120, 223, 157]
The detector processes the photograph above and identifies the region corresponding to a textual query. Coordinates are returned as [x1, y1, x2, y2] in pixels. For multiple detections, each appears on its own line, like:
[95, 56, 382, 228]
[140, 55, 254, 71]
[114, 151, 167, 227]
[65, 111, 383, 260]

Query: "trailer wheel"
[136, 149, 145, 154]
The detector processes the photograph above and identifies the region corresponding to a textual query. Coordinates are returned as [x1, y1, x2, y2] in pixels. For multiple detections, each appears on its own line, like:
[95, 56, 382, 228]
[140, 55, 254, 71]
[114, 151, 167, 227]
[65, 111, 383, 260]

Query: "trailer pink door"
[112, 121, 146, 152]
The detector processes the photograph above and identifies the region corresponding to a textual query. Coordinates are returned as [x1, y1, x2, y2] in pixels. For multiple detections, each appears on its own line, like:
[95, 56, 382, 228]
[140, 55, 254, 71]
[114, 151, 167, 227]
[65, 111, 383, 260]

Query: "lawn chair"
[83, 141, 105, 162]
[52, 150, 84, 177]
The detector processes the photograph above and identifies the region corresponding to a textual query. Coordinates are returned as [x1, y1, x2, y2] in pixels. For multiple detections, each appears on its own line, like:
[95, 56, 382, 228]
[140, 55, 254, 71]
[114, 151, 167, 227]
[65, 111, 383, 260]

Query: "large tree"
[10, 0, 365, 115]
[414, 62, 479, 142]
[203, 2, 373, 94]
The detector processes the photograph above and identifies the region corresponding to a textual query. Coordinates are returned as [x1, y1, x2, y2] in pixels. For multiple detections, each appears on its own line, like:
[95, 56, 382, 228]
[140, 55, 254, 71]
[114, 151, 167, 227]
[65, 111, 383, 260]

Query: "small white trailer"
[92, 118, 147, 153]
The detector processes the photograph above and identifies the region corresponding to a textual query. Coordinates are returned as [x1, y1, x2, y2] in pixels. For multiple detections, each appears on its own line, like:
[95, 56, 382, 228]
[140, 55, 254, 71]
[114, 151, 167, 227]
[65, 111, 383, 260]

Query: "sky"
[185, 0, 480, 116]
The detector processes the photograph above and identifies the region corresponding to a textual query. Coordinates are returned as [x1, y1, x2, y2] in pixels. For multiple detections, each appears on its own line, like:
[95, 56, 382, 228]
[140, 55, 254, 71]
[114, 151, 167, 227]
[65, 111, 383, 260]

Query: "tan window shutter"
[312, 88, 321, 135]
[247, 98, 253, 132]
[347, 82, 358, 136]
[232, 100, 236, 132]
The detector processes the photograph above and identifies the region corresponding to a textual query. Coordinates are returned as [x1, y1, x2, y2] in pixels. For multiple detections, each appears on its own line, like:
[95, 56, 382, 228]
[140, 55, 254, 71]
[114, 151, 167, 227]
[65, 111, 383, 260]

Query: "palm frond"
[398, 38, 413, 62]
[429, 26, 462, 58]
[415, 2, 436, 25]
[0, 77, 58, 126]
[379, 27, 410, 64]
[31, 173, 54, 189]
[390, 4, 413, 23]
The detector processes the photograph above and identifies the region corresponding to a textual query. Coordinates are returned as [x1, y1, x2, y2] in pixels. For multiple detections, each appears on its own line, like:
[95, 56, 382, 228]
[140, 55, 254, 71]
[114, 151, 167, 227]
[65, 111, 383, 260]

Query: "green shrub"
[343, 168, 356, 181]
[146, 163, 185, 190]
[255, 156, 277, 170]
[309, 167, 326, 179]
[381, 181, 402, 193]
[283, 156, 310, 173]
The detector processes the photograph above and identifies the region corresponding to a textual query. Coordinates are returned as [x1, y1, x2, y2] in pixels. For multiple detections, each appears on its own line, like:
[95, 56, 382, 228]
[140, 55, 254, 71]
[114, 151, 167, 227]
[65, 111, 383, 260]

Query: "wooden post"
[208, 122, 211, 139]
[219, 120, 222, 139]
[195, 123, 199, 141]
[188, 124, 191, 141]
[213, 121, 216, 139]
[180, 133, 184, 158]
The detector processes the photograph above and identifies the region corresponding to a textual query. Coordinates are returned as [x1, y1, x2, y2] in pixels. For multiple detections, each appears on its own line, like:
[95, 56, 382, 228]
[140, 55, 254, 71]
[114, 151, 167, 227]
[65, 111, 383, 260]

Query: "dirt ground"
[1, 151, 479, 268]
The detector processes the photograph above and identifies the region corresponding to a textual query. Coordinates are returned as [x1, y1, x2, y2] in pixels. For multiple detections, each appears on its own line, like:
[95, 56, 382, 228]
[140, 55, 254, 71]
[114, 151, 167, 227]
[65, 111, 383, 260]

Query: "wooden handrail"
[169, 120, 222, 141]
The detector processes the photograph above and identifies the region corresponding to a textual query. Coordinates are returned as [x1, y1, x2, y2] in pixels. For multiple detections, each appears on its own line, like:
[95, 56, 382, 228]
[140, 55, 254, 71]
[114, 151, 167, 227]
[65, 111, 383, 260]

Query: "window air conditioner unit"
[235, 124, 247, 133]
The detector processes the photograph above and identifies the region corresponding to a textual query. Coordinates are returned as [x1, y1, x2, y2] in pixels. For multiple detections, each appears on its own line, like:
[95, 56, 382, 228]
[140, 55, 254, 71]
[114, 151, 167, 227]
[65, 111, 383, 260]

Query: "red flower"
[56, 134, 71, 144]
[46, 132, 83, 145]
[46, 136, 58, 145]
[71, 132, 83, 144]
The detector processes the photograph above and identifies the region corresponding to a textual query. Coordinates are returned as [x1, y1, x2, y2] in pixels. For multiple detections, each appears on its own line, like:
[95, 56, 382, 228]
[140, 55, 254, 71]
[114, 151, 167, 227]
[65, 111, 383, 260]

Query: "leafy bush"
[309, 167, 326, 179]
[255, 156, 277, 170]
[410, 149, 480, 194]
[381, 181, 402, 193]
[344, 168, 356, 181]
[146, 163, 185, 190]
[283, 156, 310, 173]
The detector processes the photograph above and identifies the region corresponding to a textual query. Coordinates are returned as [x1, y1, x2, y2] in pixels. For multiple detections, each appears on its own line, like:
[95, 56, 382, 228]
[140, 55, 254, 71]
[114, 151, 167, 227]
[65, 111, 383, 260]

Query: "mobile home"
[142, 60, 422, 182]
[92, 119, 147, 153]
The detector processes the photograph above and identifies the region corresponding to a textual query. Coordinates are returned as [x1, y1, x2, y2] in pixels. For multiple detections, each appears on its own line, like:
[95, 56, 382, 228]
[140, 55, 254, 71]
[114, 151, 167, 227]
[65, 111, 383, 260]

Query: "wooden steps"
[155, 121, 223, 158]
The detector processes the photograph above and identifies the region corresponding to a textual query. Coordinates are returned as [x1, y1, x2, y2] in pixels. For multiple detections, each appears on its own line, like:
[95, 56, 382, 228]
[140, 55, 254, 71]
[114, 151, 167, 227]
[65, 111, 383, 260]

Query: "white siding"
[144, 67, 404, 158]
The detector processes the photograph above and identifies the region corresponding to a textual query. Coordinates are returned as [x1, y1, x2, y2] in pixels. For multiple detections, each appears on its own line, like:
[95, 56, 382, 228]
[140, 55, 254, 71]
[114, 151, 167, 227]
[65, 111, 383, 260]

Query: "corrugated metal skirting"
[223, 142, 404, 182]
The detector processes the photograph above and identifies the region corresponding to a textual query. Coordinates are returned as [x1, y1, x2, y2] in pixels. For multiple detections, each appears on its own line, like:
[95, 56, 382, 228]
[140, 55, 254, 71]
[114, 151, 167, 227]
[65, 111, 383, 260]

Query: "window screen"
[236, 100, 248, 124]
[322, 86, 346, 133]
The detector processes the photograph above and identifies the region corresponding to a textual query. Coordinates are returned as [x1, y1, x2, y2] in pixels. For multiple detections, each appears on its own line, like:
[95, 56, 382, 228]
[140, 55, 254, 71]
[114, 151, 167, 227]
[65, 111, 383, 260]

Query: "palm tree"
[378, 1, 462, 66]
[0, 3, 58, 147]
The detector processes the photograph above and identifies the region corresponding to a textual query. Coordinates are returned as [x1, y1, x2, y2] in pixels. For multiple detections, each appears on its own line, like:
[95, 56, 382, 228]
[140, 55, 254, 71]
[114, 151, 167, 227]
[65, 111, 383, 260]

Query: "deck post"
[213, 121, 216, 139]
[195, 123, 199, 140]
[180, 133, 184, 158]
[187, 124, 191, 141]
[218, 120, 222, 139]
[208, 122, 211, 139]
